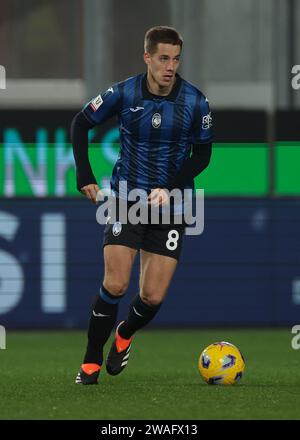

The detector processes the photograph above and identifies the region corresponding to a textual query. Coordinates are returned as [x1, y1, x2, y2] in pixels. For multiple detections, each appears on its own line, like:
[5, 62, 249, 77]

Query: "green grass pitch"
[0, 328, 299, 420]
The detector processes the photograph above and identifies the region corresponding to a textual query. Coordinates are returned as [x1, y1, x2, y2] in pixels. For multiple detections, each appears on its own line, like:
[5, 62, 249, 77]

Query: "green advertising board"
[275, 142, 300, 195]
[0, 139, 299, 197]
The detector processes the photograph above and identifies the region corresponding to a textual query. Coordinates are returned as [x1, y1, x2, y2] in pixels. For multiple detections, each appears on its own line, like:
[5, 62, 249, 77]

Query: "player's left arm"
[169, 93, 213, 189]
[148, 94, 213, 206]
[165, 141, 212, 190]
[148, 142, 211, 206]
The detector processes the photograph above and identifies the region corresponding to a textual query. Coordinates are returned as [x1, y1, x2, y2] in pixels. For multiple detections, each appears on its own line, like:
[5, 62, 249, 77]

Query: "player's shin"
[83, 285, 125, 365]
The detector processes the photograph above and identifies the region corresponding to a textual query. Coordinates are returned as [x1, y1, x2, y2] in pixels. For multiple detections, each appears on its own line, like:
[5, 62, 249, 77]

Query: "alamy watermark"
[95, 183, 205, 236]
[291, 325, 300, 350]
[0, 65, 6, 90]
[291, 65, 300, 90]
[0, 325, 6, 349]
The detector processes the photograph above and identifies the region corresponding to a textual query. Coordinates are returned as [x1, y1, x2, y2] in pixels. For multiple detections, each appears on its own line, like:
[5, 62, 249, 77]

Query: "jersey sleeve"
[190, 94, 213, 144]
[82, 84, 121, 125]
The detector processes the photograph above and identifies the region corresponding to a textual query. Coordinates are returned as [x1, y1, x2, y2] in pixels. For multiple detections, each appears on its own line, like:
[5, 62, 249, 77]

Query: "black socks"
[83, 285, 124, 365]
[118, 294, 162, 340]
[83, 288, 163, 364]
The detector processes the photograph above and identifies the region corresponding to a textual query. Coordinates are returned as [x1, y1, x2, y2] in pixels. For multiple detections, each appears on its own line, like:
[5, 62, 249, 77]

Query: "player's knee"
[140, 291, 163, 307]
[104, 280, 129, 296]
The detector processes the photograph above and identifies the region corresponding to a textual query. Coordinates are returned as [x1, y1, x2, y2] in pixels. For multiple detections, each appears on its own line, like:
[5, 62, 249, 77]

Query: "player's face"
[144, 43, 181, 89]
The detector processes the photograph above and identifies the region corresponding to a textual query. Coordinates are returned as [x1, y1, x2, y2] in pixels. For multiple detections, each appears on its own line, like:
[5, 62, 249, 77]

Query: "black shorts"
[102, 198, 186, 260]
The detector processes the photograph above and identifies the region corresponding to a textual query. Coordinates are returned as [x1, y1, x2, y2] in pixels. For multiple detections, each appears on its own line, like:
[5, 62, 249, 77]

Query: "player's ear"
[144, 52, 150, 66]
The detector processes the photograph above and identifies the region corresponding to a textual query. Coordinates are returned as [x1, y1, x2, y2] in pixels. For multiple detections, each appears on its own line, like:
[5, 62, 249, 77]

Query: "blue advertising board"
[0, 198, 299, 328]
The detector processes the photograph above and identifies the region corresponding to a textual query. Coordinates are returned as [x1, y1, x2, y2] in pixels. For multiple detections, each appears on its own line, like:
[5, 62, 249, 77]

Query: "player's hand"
[80, 184, 103, 204]
[147, 188, 170, 207]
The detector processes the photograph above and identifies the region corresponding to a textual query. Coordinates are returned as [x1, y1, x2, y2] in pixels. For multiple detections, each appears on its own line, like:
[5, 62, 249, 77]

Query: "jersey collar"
[141, 73, 182, 102]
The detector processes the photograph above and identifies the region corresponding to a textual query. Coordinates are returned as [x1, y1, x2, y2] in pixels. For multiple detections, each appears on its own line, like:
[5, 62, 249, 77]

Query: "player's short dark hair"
[144, 26, 183, 55]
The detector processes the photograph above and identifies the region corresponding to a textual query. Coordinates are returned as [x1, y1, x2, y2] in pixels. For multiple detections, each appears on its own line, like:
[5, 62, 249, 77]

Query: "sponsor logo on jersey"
[152, 113, 161, 128]
[202, 112, 212, 129]
[90, 94, 103, 112]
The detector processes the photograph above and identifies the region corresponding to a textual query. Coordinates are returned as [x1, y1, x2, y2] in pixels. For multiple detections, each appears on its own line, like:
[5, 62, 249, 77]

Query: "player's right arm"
[71, 85, 121, 203]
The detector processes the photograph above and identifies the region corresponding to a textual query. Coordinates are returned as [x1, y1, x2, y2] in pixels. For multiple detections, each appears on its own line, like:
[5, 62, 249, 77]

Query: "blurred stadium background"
[0, 0, 300, 331]
[1, 0, 300, 421]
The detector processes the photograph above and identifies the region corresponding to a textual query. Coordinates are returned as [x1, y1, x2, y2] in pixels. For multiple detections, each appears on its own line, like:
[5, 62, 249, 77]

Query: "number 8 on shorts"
[166, 229, 180, 251]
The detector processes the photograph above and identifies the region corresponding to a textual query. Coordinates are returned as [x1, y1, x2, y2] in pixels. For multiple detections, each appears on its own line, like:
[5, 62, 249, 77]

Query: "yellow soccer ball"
[198, 341, 245, 385]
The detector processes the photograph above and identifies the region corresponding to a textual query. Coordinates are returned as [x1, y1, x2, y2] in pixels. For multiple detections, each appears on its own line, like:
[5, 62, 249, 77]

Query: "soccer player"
[71, 26, 212, 384]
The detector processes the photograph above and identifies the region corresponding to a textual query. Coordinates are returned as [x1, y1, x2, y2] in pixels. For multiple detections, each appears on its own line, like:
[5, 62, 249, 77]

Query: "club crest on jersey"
[112, 221, 122, 237]
[152, 113, 161, 128]
[202, 112, 212, 129]
[90, 94, 103, 112]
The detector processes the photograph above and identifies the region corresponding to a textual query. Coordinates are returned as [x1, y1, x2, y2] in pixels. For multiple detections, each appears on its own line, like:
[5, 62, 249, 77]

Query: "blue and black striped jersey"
[83, 73, 212, 196]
